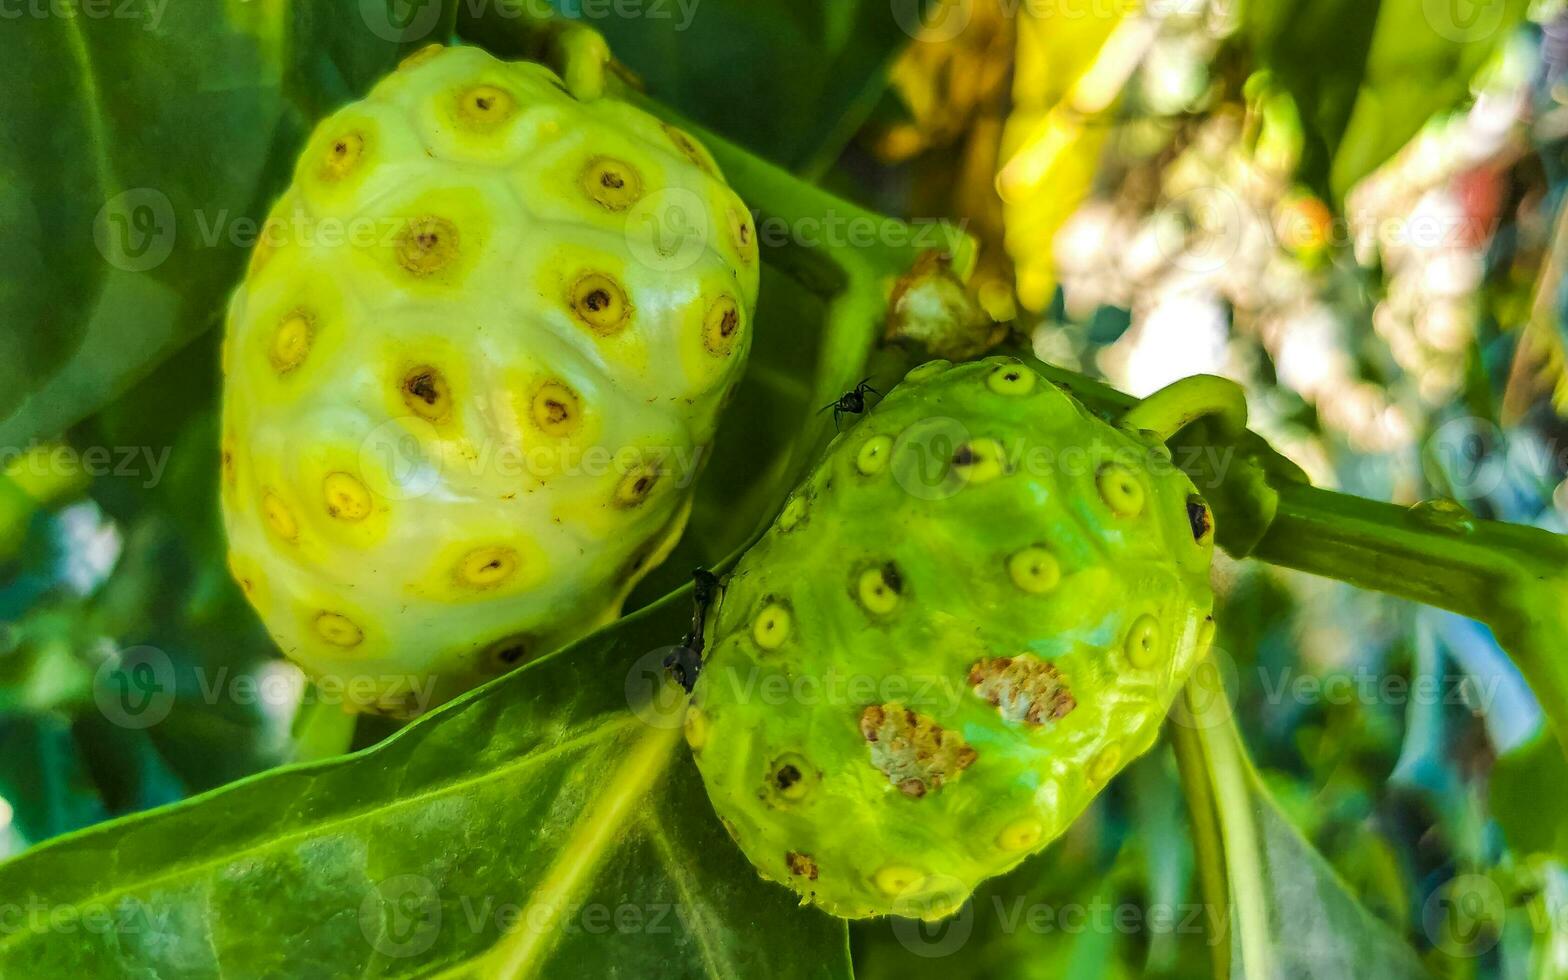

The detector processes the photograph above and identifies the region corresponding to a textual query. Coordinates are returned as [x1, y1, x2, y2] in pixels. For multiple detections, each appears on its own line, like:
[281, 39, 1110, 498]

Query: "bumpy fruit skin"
[688, 357, 1216, 919]
[221, 45, 758, 715]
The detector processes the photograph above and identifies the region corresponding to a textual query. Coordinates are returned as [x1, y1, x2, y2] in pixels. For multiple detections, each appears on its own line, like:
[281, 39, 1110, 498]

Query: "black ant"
[820, 379, 880, 429]
[664, 568, 720, 693]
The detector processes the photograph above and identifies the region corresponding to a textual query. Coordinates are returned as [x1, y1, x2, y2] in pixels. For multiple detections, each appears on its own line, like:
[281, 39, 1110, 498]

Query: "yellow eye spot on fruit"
[457, 545, 519, 588]
[856, 435, 893, 475]
[395, 215, 460, 277]
[530, 380, 582, 437]
[873, 865, 924, 897]
[570, 273, 631, 335]
[753, 603, 791, 649]
[1125, 614, 1162, 669]
[398, 43, 445, 72]
[318, 131, 366, 182]
[269, 310, 315, 375]
[580, 156, 643, 212]
[684, 707, 709, 751]
[1089, 743, 1123, 783]
[768, 753, 816, 802]
[952, 438, 1006, 485]
[261, 491, 299, 542]
[401, 366, 452, 423]
[662, 122, 712, 173]
[613, 460, 662, 508]
[702, 295, 742, 356]
[728, 205, 755, 260]
[314, 611, 364, 648]
[484, 635, 532, 671]
[987, 362, 1035, 395]
[777, 495, 807, 531]
[904, 359, 951, 383]
[997, 819, 1044, 852]
[456, 84, 515, 128]
[1007, 546, 1060, 594]
[857, 564, 902, 615]
[323, 471, 373, 522]
[1096, 463, 1145, 517]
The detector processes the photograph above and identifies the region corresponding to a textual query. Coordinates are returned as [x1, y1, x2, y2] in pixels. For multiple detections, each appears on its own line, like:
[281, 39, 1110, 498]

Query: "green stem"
[1254, 483, 1568, 760]
[1189, 689, 1272, 980]
[1168, 717, 1231, 980]
[1121, 375, 1248, 442]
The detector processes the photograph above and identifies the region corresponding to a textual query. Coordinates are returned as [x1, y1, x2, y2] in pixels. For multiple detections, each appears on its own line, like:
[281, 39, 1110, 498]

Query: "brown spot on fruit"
[968, 655, 1076, 725]
[530, 379, 582, 437]
[765, 752, 817, 804]
[612, 460, 662, 508]
[456, 84, 515, 128]
[786, 852, 819, 880]
[401, 366, 452, 423]
[318, 132, 366, 182]
[859, 703, 976, 795]
[702, 295, 742, 356]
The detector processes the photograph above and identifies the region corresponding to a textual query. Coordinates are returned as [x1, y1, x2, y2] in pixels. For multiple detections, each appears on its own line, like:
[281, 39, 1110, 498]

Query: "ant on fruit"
[821, 379, 880, 429]
[664, 568, 720, 692]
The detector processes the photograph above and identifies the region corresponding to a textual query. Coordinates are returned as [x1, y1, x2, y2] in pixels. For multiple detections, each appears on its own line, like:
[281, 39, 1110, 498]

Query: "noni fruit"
[221, 44, 758, 715]
[687, 357, 1218, 919]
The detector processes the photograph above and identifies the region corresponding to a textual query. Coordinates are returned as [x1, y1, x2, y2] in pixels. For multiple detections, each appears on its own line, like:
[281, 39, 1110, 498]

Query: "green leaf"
[1330, 0, 1528, 199]
[1240, 0, 1526, 200]
[0, 2, 444, 451]
[1489, 727, 1568, 862]
[464, 0, 908, 173]
[1173, 691, 1431, 979]
[0, 588, 851, 977]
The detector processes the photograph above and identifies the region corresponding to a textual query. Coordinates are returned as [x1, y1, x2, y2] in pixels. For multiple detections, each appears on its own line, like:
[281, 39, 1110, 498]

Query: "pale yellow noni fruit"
[221, 44, 758, 716]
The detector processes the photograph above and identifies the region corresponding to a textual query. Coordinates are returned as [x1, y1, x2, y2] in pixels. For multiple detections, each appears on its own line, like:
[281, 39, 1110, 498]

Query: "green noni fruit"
[220, 44, 758, 715]
[687, 357, 1219, 919]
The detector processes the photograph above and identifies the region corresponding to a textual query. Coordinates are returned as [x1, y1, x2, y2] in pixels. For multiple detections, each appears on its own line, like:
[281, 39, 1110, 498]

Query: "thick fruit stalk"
[688, 358, 1228, 919]
[221, 45, 758, 716]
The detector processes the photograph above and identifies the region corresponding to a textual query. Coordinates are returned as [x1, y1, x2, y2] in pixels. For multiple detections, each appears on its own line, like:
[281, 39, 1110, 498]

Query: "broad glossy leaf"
[0, 1, 448, 451]
[0, 588, 850, 978]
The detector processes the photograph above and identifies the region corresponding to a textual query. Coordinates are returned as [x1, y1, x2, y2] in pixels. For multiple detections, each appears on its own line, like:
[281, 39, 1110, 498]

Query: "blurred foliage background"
[4, 0, 1568, 976]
